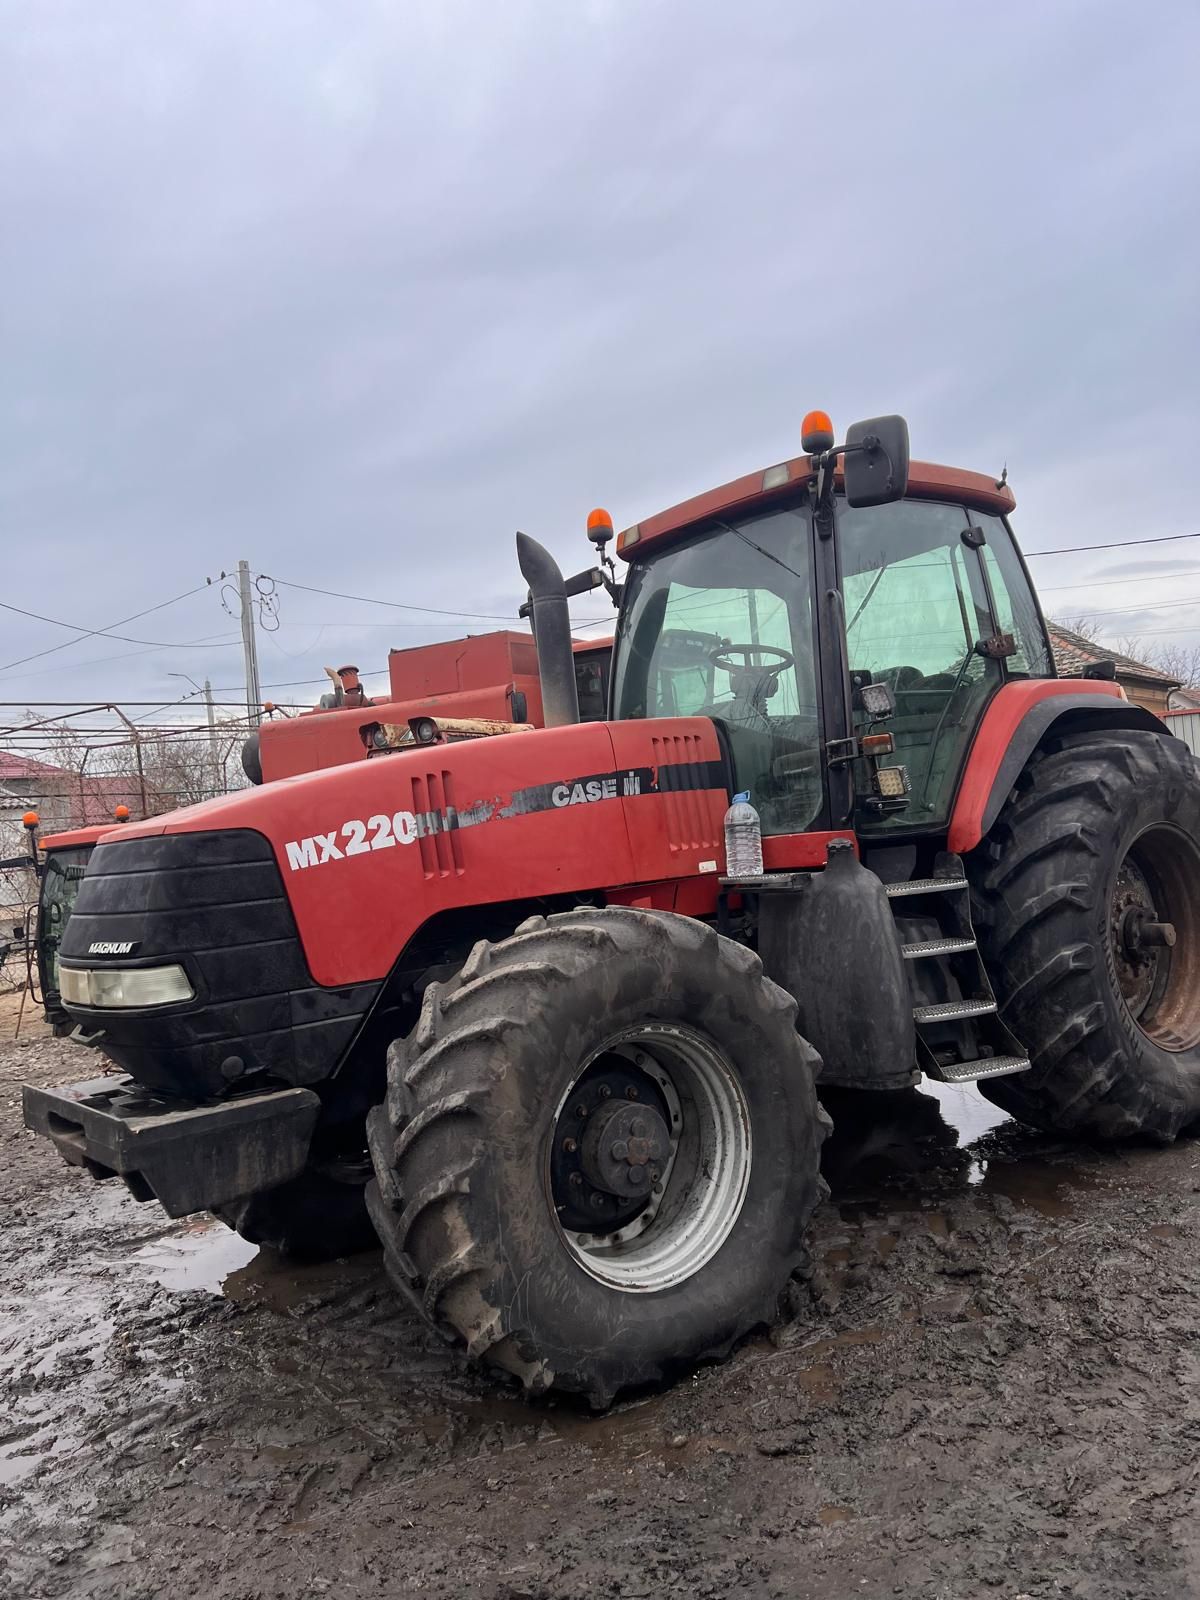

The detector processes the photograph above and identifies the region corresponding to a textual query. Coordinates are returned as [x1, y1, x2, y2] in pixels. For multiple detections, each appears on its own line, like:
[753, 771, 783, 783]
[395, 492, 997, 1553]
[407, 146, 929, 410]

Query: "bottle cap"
[732, 791, 750, 804]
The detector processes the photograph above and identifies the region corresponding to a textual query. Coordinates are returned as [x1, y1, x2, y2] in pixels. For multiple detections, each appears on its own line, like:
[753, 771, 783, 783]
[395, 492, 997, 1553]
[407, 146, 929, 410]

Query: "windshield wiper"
[711, 520, 810, 585]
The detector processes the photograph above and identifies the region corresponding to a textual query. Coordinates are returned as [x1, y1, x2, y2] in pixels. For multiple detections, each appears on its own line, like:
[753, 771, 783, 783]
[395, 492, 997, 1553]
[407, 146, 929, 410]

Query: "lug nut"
[611, 1139, 629, 1160]
[599, 1084, 612, 1099]
[630, 1117, 646, 1138]
[625, 1086, 640, 1100]
[562, 1137, 578, 1154]
[589, 1193, 607, 1210]
[569, 1172, 583, 1187]
[627, 1167, 648, 1188]
[575, 1103, 588, 1119]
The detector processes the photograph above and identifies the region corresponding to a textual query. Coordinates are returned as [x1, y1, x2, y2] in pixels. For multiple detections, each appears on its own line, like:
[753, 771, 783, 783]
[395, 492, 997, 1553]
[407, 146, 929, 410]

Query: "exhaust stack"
[516, 533, 580, 728]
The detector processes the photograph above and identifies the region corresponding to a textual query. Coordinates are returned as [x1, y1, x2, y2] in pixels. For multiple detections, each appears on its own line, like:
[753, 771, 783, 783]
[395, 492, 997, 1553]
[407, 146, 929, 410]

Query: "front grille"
[60, 830, 377, 1099]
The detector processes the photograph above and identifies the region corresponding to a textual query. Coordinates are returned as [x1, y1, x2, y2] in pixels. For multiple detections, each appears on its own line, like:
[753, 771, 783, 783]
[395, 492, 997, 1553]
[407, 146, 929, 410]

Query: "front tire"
[365, 907, 828, 1406]
[969, 729, 1200, 1141]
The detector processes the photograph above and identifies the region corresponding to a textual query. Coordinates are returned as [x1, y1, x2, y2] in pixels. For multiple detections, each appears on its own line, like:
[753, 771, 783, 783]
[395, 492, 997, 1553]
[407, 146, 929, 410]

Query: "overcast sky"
[3, 0, 1199, 734]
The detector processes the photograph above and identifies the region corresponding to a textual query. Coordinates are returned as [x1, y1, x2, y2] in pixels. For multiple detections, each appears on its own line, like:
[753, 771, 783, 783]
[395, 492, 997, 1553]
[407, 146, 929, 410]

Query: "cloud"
[1, 0, 1198, 732]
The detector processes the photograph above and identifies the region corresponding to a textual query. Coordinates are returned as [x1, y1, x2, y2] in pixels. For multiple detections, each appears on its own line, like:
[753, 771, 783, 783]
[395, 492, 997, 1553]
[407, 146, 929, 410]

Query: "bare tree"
[1116, 638, 1200, 689]
[1050, 615, 1106, 644]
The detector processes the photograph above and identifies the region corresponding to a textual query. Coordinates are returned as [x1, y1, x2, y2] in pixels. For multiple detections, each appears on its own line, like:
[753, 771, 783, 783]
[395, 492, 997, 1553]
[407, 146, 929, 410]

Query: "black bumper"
[23, 1075, 320, 1217]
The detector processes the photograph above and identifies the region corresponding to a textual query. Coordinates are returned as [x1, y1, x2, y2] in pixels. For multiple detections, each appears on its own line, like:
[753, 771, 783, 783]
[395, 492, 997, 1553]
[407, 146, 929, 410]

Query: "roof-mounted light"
[801, 409, 835, 454]
[586, 507, 614, 550]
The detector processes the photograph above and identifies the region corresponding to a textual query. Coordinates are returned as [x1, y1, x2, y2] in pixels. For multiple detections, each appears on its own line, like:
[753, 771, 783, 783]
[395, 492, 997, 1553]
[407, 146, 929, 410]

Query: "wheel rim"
[1109, 824, 1200, 1051]
[547, 1023, 752, 1294]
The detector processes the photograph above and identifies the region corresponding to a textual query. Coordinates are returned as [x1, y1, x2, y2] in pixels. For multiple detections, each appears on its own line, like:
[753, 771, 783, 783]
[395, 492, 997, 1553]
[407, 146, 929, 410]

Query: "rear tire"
[365, 906, 828, 1406]
[969, 729, 1200, 1141]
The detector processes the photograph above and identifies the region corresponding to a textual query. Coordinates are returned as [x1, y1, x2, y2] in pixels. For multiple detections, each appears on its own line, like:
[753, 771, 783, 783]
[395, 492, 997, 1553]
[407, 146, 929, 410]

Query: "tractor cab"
[606, 413, 1054, 848]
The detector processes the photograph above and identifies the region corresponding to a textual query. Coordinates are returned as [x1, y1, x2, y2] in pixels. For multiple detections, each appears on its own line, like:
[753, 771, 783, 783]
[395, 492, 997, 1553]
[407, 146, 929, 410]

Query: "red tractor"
[25, 412, 1200, 1405]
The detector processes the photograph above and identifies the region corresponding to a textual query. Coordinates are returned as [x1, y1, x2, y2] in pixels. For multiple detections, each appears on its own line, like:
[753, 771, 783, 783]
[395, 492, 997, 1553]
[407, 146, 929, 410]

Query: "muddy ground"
[3, 995, 1199, 1599]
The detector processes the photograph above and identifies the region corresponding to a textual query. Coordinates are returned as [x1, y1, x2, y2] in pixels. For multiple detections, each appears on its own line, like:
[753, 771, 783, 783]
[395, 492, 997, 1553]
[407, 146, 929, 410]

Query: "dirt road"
[3, 1001, 1199, 1599]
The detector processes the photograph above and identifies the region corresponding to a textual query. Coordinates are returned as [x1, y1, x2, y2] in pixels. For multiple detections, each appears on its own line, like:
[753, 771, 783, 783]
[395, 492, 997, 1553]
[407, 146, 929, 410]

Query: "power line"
[208, 672, 390, 694]
[0, 634, 243, 687]
[266, 615, 610, 632]
[1039, 568, 1200, 593]
[1055, 594, 1200, 620]
[1024, 532, 1200, 557]
[0, 582, 217, 673]
[264, 575, 520, 622]
[0, 699, 277, 709]
[1087, 620, 1200, 641]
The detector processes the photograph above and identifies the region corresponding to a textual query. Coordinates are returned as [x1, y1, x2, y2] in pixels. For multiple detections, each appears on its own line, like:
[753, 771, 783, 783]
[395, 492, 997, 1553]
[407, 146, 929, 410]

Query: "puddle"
[920, 1080, 1012, 1149]
[131, 1216, 259, 1292]
[819, 1504, 853, 1525]
[821, 1079, 1103, 1216]
[978, 1156, 1101, 1219]
[222, 1243, 381, 1312]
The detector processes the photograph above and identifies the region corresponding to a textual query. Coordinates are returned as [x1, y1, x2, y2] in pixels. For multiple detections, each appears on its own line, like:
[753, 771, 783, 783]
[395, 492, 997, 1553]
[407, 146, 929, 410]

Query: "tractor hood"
[69, 719, 731, 993]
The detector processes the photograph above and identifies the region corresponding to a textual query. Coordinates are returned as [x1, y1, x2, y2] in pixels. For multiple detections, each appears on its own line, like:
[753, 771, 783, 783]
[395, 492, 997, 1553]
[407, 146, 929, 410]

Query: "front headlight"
[59, 963, 194, 1009]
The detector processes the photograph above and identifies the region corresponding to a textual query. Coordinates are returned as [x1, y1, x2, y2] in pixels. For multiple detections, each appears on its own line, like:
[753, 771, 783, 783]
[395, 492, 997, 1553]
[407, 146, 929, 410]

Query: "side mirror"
[843, 415, 910, 508]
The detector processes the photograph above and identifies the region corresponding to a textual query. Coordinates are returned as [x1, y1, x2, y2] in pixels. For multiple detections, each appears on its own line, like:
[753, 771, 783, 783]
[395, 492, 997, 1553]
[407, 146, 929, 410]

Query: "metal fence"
[1162, 709, 1200, 757]
[0, 703, 266, 836]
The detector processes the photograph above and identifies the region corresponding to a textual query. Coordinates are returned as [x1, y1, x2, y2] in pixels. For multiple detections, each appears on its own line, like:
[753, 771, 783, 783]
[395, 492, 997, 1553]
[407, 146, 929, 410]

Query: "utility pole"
[203, 679, 221, 794]
[237, 560, 263, 725]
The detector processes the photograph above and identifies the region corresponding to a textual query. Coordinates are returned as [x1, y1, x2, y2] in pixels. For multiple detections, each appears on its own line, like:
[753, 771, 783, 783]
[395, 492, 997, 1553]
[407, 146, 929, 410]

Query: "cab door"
[835, 498, 1052, 834]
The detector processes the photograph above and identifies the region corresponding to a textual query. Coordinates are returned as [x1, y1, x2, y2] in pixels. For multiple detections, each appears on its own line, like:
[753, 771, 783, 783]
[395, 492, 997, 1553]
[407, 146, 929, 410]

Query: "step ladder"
[884, 855, 1030, 1087]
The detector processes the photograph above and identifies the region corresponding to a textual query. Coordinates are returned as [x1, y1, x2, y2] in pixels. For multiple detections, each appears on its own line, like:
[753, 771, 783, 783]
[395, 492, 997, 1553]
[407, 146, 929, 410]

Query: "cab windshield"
[612, 504, 822, 836]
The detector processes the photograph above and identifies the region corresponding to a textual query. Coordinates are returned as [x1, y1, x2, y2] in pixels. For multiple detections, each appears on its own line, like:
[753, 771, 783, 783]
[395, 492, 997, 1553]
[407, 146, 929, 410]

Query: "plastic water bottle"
[724, 791, 763, 878]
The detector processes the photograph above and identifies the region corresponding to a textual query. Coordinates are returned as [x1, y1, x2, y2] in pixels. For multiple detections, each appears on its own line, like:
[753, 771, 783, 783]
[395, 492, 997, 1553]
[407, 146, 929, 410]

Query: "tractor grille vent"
[409, 769, 465, 879]
[651, 732, 723, 855]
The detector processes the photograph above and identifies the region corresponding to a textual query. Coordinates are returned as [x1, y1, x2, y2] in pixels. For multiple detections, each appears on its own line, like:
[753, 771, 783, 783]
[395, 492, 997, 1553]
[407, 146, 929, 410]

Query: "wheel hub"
[581, 1100, 670, 1197]
[1119, 905, 1176, 956]
[547, 1022, 754, 1293]
[1111, 859, 1169, 1018]
[1106, 827, 1200, 1051]
[548, 1054, 672, 1234]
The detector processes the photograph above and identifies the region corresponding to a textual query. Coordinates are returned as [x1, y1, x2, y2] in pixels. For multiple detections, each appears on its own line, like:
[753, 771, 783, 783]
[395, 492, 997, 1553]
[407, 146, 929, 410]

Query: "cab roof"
[38, 824, 120, 851]
[617, 456, 1016, 560]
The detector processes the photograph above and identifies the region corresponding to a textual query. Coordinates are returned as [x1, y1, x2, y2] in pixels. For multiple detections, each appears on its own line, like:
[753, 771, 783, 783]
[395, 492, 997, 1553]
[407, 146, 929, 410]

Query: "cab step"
[931, 1055, 1031, 1084]
[901, 936, 977, 959]
[884, 877, 969, 898]
[913, 998, 997, 1024]
[883, 850, 1031, 1087]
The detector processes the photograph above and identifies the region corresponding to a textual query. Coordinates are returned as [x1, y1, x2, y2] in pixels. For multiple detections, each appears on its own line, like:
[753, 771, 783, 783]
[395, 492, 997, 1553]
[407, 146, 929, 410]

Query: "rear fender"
[948, 682, 1168, 854]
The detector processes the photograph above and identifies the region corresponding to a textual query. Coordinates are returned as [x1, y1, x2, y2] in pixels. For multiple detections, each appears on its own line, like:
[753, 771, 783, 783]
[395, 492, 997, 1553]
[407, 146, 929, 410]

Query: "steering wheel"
[709, 643, 796, 720]
[710, 644, 795, 676]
